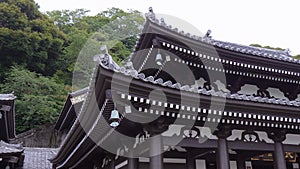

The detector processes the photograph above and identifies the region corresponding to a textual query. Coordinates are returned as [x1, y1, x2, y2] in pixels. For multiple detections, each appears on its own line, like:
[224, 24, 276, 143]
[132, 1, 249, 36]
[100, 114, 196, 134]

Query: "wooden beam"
[163, 137, 300, 152]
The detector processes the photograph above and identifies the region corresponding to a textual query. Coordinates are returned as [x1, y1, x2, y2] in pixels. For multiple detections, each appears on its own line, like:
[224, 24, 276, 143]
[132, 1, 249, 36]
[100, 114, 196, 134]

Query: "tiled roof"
[69, 87, 88, 98]
[23, 147, 57, 169]
[0, 94, 16, 101]
[0, 141, 23, 154]
[144, 9, 300, 64]
[96, 52, 300, 107]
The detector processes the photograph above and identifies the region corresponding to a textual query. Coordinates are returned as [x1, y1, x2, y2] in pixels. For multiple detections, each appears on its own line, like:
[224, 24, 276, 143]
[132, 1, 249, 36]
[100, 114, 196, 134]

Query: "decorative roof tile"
[144, 10, 296, 64]
[172, 83, 181, 89]
[155, 78, 164, 85]
[162, 80, 172, 87]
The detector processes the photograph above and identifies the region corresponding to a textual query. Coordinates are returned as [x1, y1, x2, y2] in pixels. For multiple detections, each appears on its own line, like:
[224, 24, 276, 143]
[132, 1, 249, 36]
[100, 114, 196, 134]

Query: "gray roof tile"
[97, 50, 300, 108]
[0, 141, 23, 154]
[23, 147, 57, 169]
[145, 12, 296, 64]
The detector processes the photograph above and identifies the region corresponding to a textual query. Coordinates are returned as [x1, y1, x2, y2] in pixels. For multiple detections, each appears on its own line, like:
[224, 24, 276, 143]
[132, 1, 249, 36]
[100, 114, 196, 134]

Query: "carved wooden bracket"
[214, 126, 232, 139]
[203, 81, 212, 90]
[253, 88, 272, 98]
[282, 86, 300, 100]
[181, 126, 201, 138]
[241, 130, 260, 143]
[267, 130, 287, 142]
[227, 76, 243, 94]
[143, 120, 169, 136]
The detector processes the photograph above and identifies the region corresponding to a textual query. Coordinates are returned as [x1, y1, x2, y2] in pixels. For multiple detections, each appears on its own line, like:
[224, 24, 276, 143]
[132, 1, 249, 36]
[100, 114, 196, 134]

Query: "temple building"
[0, 94, 24, 168]
[0, 93, 57, 169]
[51, 8, 300, 169]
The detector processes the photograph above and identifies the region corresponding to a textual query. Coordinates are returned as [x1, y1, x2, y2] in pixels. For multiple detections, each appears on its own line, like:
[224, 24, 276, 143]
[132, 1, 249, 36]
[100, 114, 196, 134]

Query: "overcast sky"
[35, 0, 300, 55]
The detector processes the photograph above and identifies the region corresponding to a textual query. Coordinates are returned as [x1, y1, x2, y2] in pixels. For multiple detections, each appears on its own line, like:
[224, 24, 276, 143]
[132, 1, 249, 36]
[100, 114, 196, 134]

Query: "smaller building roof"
[0, 141, 23, 155]
[69, 87, 89, 98]
[0, 94, 16, 101]
[23, 147, 57, 169]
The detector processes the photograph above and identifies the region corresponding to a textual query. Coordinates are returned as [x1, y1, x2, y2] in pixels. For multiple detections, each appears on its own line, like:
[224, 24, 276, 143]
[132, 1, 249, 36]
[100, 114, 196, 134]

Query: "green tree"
[293, 54, 300, 60]
[0, 67, 70, 132]
[250, 44, 284, 51]
[0, 0, 66, 79]
[0, 6, 145, 132]
[250, 44, 300, 59]
[46, 9, 90, 34]
[46, 8, 144, 86]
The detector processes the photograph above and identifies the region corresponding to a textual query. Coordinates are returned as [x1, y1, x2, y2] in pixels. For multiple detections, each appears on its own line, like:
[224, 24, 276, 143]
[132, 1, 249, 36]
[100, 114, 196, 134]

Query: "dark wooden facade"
[0, 94, 16, 143]
[0, 94, 25, 169]
[51, 8, 300, 169]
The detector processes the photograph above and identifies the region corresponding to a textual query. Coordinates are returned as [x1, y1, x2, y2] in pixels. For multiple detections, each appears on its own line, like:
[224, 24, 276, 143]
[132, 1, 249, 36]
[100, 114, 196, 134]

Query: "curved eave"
[103, 64, 300, 133]
[54, 95, 72, 131]
[56, 100, 114, 169]
[105, 65, 300, 116]
[95, 64, 300, 126]
[51, 66, 104, 166]
[55, 88, 88, 131]
[133, 18, 300, 73]
[51, 64, 117, 168]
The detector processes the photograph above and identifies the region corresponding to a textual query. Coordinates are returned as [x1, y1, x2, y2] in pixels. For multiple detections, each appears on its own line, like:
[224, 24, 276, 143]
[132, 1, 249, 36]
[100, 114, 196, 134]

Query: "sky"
[35, 0, 300, 55]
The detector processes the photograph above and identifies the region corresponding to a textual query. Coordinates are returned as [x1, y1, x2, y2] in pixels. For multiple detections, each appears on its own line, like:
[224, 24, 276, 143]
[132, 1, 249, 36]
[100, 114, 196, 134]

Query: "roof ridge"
[24, 147, 58, 150]
[144, 8, 299, 64]
[70, 87, 89, 97]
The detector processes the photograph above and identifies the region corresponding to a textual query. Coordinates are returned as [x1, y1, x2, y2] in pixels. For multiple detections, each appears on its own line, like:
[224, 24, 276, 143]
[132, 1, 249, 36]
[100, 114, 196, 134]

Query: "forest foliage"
[0, 0, 144, 132]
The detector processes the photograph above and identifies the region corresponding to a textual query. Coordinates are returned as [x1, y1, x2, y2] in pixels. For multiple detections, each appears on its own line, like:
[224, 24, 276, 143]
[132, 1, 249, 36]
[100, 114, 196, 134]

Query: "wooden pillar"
[268, 131, 287, 169]
[236, 153, 246, 169]
[186, 150, 195, 169]
[206, 160, 216, 169]
[128, 150, 139, 169]
[217, 137, 229, 169]
[150, 135, 163, 169]
[128, 158, 139, 169]
[145, 122, 168, 169]
[237, 160, 245, 169]
[214, 127, 232, 169]
[274, 141, 286, 169]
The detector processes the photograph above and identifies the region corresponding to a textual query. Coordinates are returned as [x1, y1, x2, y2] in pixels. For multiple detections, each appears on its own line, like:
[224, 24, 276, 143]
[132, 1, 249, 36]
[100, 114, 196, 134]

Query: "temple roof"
[98, 53, 300, 107]
[0, 141, 23, 154]
[69, 87, 88, 98]
[211, 39, 292, 61]
[52, 47, 300, 168]
[144, 10, 298, 64]
[23, 147, 57, 169]
[0, 93, 16, 101]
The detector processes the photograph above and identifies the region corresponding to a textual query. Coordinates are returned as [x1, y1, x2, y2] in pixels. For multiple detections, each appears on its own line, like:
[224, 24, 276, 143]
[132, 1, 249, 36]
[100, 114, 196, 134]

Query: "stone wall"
[11, 124, 65, 148]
